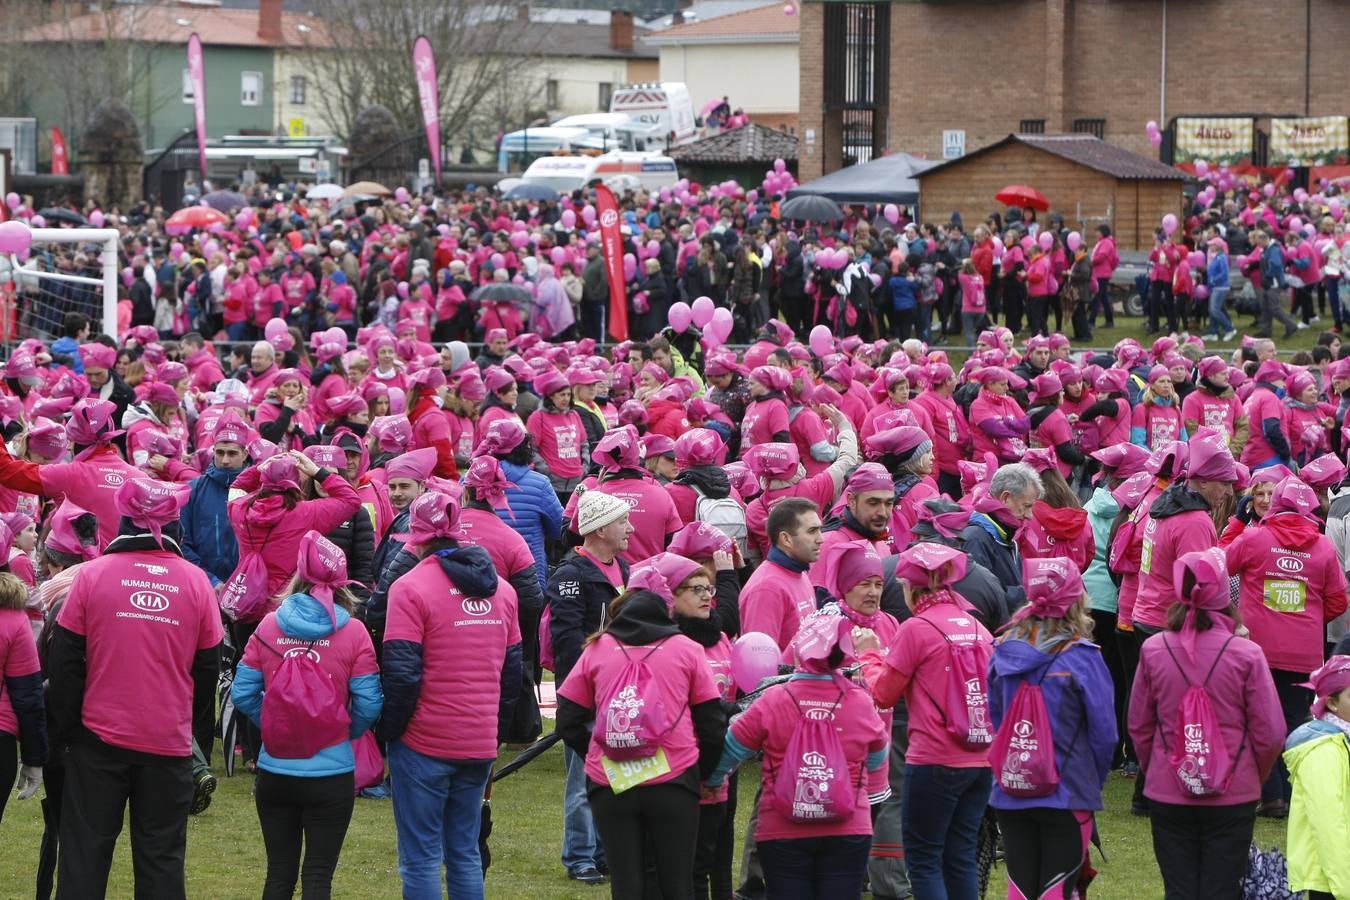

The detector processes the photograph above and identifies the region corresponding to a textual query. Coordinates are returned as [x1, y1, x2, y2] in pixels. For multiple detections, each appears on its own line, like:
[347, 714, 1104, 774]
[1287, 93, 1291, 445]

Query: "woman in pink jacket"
[254, 369, 316, 452]
[406, 367, 456, 480]
[556, 553, 727, 900]
[858, 542, 993, 900]
[1025, 243, 1055, 337]
[309, 340, 352, 427]
[0, 571, 45, 824]
[1128, 547, 1286, 899]
[527, 368, 588, 502]
[968, 367, 1031, 464]
[1088, 224, 1119, 328]
[742, 366, 793, 449]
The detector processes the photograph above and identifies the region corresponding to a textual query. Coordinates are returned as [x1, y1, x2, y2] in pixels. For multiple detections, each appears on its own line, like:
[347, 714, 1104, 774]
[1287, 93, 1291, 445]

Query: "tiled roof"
[644, 4, 800, 44]
[670, 123, 797, 164]
[919, 134, 1190, 181]
[16, 5, 334, 48]
[517, 21, 657, 59]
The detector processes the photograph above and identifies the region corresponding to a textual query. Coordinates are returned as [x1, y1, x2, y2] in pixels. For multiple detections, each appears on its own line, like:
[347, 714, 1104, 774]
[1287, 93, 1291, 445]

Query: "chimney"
[671, 9, 684, 25]
[517, 4, 531, 22]
[610, 9, 634, 53]
[257, 0, 283, 43]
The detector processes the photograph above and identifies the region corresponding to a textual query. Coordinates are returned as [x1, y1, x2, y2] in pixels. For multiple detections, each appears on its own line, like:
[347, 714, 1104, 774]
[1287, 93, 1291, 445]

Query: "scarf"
[1320, 712, 1350, 740]
[825, 598, 880, 630]
[768, 546, 810, 574]
[913, 587, 961, 615]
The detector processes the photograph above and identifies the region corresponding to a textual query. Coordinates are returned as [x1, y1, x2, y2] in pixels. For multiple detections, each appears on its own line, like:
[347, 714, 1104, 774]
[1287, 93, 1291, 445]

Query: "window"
[182, 68, 193, 104]
[545, 79, 559, 110]
[1018, 119, 1046, 134]
[1072, 118, 1105, 139]
[241, 71, 262, 106]
[598, 82, 612, 111]
[289, 75, 306, 106]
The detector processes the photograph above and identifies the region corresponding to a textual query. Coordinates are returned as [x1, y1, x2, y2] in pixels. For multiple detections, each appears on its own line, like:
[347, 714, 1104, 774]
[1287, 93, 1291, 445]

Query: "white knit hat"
[576, 488, 630, 536]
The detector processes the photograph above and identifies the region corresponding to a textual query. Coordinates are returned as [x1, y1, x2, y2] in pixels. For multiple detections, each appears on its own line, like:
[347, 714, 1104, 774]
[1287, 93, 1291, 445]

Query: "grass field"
[0, 738, 1289, 899]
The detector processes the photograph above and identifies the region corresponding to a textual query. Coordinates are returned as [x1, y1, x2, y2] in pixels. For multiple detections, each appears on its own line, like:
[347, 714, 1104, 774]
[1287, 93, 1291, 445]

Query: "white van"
[496, 126, 605, 173]
[609, 83, 697, 148]
[520, 152, 679, 195]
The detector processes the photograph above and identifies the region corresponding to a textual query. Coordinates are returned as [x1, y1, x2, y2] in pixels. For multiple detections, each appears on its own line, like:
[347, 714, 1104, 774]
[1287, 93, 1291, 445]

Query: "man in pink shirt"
[741, 497, 824, 651]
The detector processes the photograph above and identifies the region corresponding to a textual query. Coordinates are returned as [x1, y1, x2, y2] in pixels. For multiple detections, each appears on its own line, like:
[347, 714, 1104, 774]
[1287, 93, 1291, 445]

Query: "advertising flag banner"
[412, 36, 441, 186]
[1173, 117, 1253, 164]
[595, 184, 629, 342]
[1270, 116, 1350, 167]
[50, 128, 68, 176]
[187, 34, 207, 179]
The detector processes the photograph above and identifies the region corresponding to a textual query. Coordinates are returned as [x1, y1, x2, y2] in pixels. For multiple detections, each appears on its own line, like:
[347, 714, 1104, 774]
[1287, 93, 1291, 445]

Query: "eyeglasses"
[683, 584, 715, 597]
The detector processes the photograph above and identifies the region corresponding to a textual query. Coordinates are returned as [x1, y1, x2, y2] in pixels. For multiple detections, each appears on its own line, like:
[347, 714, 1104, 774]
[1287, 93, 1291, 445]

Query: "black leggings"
[0, 732, 15, 825]
[589, 777, 701, 899]
[1262, 669, 1312, 804]
[255, 770, 355, 900]
[997, 808, 1087, 900]
[1089, 610, 1128, 765]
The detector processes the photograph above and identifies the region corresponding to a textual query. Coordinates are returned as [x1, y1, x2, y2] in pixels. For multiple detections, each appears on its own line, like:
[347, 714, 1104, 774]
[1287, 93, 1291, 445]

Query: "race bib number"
[1263, 579, 1307, 614]
[601, 747, 671, 794]
[1140, 539, 1153, 575]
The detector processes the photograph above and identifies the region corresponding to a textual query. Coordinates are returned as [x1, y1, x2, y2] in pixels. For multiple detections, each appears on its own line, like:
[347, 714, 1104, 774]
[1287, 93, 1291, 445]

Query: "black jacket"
[325, 507, 375, 603]
[960, 510, 1027, 612]
[129, 279, 155, 327]
[547, 549, 630, 684]
[1148, 482, 1211, 520]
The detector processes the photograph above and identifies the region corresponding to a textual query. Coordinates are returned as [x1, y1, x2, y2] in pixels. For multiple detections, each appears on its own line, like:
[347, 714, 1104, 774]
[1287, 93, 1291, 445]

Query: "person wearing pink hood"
[562, 426, 682, 565]
[255, 368, 316, 452]
[47, 477, 222, 899]
[859, 367, 933, 446]
[742, 366, 793, 449]
[857, 543, 993, 900]
[1128, 548, 1285, 899]
[405, 367, 457, 480]
[865, 425, 937, 554]
[1017, 450, 1096, 573]
[968, 367, 1031, 464]
[474, 365, 519, 446]
[811, 463, 896, 590]
[1027, 372, 1087, 478]
[1226, 475, 1348, 817]
[380, 490, 522, 900]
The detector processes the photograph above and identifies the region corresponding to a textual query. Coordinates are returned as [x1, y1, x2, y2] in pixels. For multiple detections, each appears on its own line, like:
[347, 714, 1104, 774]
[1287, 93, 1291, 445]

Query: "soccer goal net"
[0, 226, 119, 345]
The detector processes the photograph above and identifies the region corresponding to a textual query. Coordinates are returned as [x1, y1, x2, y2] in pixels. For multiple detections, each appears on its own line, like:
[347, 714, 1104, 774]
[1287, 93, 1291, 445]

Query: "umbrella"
[995, 184, 1050, 211]
[306, 183, 344, 202]
[36, 208, 87, 227]
[201, 190, 247, 213]
[700, 97, 725, 118]
[472, 283, 533, 306]
[492, 732, 560, 781]
[778, 194, 846, 223]
[336, 193, 380, 207]
[166, 206, 228, 230]
[342, 181, 391, 199]
[218, 665, 240, 777]
[503, 182, 560, 201]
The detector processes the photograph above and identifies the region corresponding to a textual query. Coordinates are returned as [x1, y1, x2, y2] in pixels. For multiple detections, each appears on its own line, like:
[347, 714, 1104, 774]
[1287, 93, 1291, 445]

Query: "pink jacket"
[912, 392, 970, 476]
[1128, 625, 1285, 806]
[1026, 254, 1054, 298]
[746, 471, 838, 560]
[969, 391, 1028, 463]
[860, 398, 933, 446]
[1090, 236, 1119, 281]
[740, 559, 817, 651]
[1132, 496, 1217, 629]
[36, 448, 145, 547]
[475, 405, 518, 447]
[958, 272, 986, 313]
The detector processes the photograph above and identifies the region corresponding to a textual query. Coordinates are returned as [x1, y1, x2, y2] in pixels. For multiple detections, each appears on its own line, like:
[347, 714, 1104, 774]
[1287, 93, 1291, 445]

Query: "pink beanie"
[673, 428, 724, 468]
[627, 552, 703, 611]
[115, 478, 189, 545]
[667, 521, 732, 560]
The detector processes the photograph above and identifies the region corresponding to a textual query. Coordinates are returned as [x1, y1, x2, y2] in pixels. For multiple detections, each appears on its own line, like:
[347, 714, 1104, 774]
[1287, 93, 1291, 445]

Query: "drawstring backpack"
[593, 638, 678, 761]
[989, 660, 1062, 798]
[260, 639, 352, 759]
[1161, 634, 1241, 797]
[919, 617, 994, 750]
[771, 687, 859, 824]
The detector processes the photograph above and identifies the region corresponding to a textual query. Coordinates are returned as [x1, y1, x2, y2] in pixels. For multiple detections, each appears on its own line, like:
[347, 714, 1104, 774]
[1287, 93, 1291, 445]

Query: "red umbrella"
[995, 185, 1050, 212]
[165, 206, 228, 229]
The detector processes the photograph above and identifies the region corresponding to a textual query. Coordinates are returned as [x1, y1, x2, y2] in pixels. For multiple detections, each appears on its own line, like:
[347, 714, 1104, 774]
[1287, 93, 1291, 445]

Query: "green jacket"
[1081, 486, 1120, 615]
[669, 346, 705, 397]
[1284, 720, 1350, 897]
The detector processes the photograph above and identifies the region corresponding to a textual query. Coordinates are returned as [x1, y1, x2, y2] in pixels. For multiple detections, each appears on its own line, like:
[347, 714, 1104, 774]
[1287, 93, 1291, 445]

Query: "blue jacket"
[1081, 487, 1120, 615]
[232, 593, 384, 777]
[49, 336, 83, 374]
[1261, 242, 1286, 288]
[180, 463, 243, 586]
[499, 460, 564, 592]
[988, 637, 1117, 811]
[888, 275, 918, 312]
[1207, 252, 1230, 290]
[963, 513, 1026, 611]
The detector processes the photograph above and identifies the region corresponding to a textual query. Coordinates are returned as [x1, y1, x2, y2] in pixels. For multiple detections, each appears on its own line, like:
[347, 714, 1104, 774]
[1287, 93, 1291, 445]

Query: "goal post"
[1, 226, 120, 343]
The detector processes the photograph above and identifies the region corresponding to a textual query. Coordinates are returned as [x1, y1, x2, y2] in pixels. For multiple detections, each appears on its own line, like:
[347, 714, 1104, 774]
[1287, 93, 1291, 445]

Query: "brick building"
[798, 0, 1350, 180]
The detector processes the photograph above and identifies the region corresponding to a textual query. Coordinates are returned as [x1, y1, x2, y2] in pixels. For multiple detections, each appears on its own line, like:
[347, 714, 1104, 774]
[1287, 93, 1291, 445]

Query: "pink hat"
[1047, 334, 1071, 350]
[1300, 454, 1347, 491]
[1025, 335, 1050, 352]
[483, 366, 515, 394]
[744, 442, 800, 480]
[455, 370, 487, 402]
[396, 490, 462, 546]
[387, 387, 407, 415]
[823, 362, 854, 388]
[114, 478, 189, 545]
[592, 425, 641, 471]
[142, 382, 179, 407]
[704, 353, 745, 378]
[303, 444, 346, 470]
[1255, 359, 1288, 383]
[473, 417, 527, 457]
[1286, 369, 1317, 398]
[724, 461, 759, 499]
[617, 399, 648, 428]
[1095, 368, 1129, 395]
[369, 415, 414, 454]
[673, 428, 723, 468]
[297, 530, 359, 625]
[667, 521, 732, 560]
[1030, 372, 1062, 402]
[893, 542, 967, 589]
[916, 497, 973, 540]
[464, 456, 516, 517]
[1300, 655, 1350, 717]
[30, 397, 74, 421]
[327, 392, 367, 419]
[1269, 475, 1318, 516]
[143, 431, 181, 458]
[864, 425, 931, 463]
[846, 462, 894, 496]
[3, 351, 37, 382]
[212, 421, 250, 447]
[274, 368, 303, 388]
[1146, 440, 1189, 479]
[46, 499, 100, 560]
[386, 447, 438, 482]
[48, 371, 90, 402]
[1009, 557, 1084, 624]
[958, 452, 997, 496]
[1146, 365, 1170, 385]
[395, 318, 417, 336]
[1174, 546, 1234, 661]
[66, 399, 123, 458]
[248, 437, 279, 462]
[156, 362, 189, 385]
[485, 328, 508, 343]
[792, 611, 855, 674]
[79, 343, 116, 371]
[0, 512, 32, 542]
[259, 455, 302, 491]
[360, 379, 390, 403]
[977, 329, 998, 346]
[1197, 356, 1228, 380]
[820, 539, 884, 600]
[1056, 364, 1082, 386]
[750, 365, 791, 393]
[408, 366, 447, 393]
[1186, 428, 1238, 483]
[639, 362, 670, 386]
[534, 368, 569, 399]
[1090, 443, 1151, 480]
[1249, 464, 1293, 487]
[973, 366, 1014, 386]
[640, 433, 676, 459]
[1021, 449, 1059, 474]
[684, 397, 721, 423]
[315, 341, 345, 364]
[1150, 336, 1177, 361]
[26, 418, 67, 461]
[567, 365, 603, 387]
[1112, 471, 1155, 511]
[627, 552, 703, 611]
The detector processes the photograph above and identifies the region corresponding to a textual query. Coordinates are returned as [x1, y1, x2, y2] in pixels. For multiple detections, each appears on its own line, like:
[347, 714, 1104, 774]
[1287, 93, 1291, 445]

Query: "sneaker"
[1201, 333, 1219, 342]
[190, 772, 217, 815]
[1257, 799, 1289, 819]
[1121, 760, 1140, 779]
[1298, 321, 1311, 330]
[1310, 316, 1322, 324]
[1222, 329, 1238, 341]
[569, 866, 607, 885]
[360, 783, 391, 800]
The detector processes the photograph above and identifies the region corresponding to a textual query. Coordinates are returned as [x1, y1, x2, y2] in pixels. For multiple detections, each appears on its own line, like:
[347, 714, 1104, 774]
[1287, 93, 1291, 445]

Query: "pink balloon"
[509, 231, 528, 248]
[773, 159, 786, 174]
[0, 220, 33, 261]
[581, 206, 596, 226]
[265, 318, 289, 340]
[1186, 251, 1205, 269]
[3, 193, 18, 210]
[394, 187, 410, 203]
[783, 3, 796, 14]
[1066, 231, 1082, 252]
[88, 210, 105, 228]
[549, 246, 568, 266]
[560, 209, 577, 229]
[646, 239, 660, 257]
[809, 325, 833, 357]
[1037, 231, 1054, 251]
[1263, 182, 1277, 198]
[1332, 199, 1344, 222]
[490, 252, 505, 269]
[397, 282, 409, 299]
[747, 189, 759, 204]
[1289, 216, 1303, 232]
[1161, 214, 1178, 236]
[668, 301, 692, 333]
[690, 295, 716, 328]
[30, 215, 44, 228]
[710, 307, 734, 345]
[623, 253, 637, 281]
[730, 632, 780, 692]
[1194, 160, 1209, 176]
[1193, 284, 1210, 301]
[883, 203, 899, 225]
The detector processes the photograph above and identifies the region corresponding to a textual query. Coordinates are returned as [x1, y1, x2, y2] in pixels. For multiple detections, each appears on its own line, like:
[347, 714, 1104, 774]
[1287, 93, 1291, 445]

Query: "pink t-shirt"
[527, 408, 586, 480]
[740, 560, 817, 651]
[730, 677, 886, 840]
[1032, 408, 1075, 477]
[557, 633, 720, 786]
[39, 449, 154, 548]
[0, 608, 39, 736]
[742, 397, 789, 448]
[1241, 388, 1288, 465]
[1182, 390, 1243, 441]
[399, 298, 434, 342]
[450, 507, 537, 581]
[1131, 402, 1184, 450]
[791, 407, 833, 476]
[56, 549, 223, 756]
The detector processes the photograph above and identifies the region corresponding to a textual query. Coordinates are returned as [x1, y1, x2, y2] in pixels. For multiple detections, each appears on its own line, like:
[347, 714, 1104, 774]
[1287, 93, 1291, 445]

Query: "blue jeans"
[387, 741, 492, 900]
[562, 747, 605, 874]
[226, 321, 250, 342]
[902, 764, 992, 900]
[1208, 287, 1234, 335]
[758, 834, 872, 900]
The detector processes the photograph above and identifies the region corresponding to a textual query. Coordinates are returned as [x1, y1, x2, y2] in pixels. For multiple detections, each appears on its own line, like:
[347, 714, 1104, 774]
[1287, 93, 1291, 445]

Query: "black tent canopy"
[786, 152, 939, 206]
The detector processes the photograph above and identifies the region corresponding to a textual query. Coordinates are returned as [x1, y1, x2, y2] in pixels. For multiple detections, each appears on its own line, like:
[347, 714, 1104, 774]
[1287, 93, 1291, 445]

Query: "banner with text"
[1270, 116, 1350, 167]
[1172, 117, 1253, 164]
[411, 36, 441, 187]
[187, 34, 207, 179]
[50, 128, 68, 176]
[595, 184, 629, 342]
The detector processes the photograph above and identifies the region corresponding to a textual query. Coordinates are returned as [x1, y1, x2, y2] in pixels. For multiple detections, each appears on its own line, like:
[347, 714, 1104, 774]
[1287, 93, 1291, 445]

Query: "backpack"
[694, 486, 749, 558]
[260, 640, 353, 759]
[771, 687, 858, 823]
[1161, 635, 1241, 798]
[1108, 497, 1149, 575]
[219, 516, 279, 623]
[920, 617, 995, 750]
[989, 663, 1061, 798]
[593, 638, 677, 761]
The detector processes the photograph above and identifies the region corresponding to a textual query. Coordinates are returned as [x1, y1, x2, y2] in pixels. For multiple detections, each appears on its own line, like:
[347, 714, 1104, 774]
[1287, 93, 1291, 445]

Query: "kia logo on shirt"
[1275, 557, 1304, 573]
[284, 646, 320, 662]
[104, 472, 126, 487]
[129, 591, 170, 612]
[462, 598, 492, 616]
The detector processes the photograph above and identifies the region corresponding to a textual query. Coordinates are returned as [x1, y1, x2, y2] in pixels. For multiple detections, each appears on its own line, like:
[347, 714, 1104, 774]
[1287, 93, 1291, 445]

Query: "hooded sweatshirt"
[180, 463, 244, 586]
[1226, 512, 1349, 674]
[232, 593, 383, 777]
[1132, 484, 1217, 629]
[988, 635, 1116, 811]
[1081, 487, 1121, 614]
[1182, 382, 1249, 455]
[1017, 501, 1095, 573]
[1283, 720, 1350, 898]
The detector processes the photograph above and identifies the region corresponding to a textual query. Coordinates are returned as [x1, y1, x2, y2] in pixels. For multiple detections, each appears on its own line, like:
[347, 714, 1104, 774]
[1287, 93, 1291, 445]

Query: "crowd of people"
[0, 177, 1346, 900]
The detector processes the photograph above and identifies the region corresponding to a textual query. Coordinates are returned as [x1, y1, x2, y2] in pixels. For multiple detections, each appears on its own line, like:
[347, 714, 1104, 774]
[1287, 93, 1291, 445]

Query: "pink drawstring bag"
[592, 638, 674, 761]
[771, 688, 858, 823]
[990, 677, 1061, 798]
[352, 733, 385, 794]
[218, 549, 271, 623]
[261, 644, 352, 759]
[1164, 636, 1240, 797]
[920, 619, 994, 750]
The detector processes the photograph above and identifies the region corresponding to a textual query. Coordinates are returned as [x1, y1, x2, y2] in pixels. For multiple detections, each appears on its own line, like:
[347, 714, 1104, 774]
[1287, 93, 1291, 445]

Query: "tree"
[303, 0, 550, 147]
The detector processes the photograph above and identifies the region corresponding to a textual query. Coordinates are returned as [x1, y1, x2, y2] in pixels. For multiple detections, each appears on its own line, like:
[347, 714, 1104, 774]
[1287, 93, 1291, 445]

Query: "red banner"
[595, 184, 628, 342]
[187, 33, 207, 179]
[411, 36, 441, 187]
[50, 128, 68, 175]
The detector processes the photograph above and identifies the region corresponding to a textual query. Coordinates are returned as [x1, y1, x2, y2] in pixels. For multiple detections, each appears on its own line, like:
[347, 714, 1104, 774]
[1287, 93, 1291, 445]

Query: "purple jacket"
[1128, 623, 1286, 806]
[988, 636, 1117, 811]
